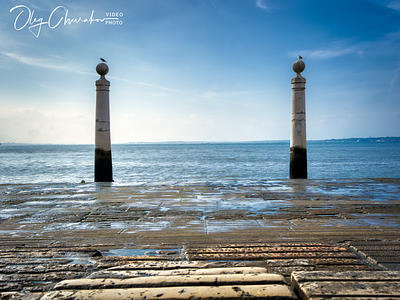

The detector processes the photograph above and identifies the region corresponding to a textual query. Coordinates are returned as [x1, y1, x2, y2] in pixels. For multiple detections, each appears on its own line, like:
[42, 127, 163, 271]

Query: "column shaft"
[290, 75, 307, 179]
[95, 76, 113, 182]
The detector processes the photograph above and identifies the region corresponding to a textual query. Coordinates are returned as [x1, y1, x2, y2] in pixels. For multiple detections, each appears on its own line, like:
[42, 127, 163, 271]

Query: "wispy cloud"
[255, 0, 271, 11]
[387, 1, 400, 11]
[289, 46, 356, 60]
[288, 32, 399, 60]
[1, 51, 202, 97]
[2, 51, 72, 71]
[202, 90, 259, 100]
[366, 0, 400, 12]
[0, 51, 95, 76]
[390, 54, 400, 88]
[107, 75, 199, 96]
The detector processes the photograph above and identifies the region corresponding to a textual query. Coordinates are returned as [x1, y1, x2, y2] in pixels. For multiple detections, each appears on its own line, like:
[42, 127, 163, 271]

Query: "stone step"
[86, 267, 268, 279]
[291, 271, 400, 299]
[41, 265, 297, 300]
[41, 285, 297, 300]
[187, 244, 358, 262]
[187, 246, 347, 254]
[108, 260, 205, 270]
[189, 252, 357, 260]
[54, 273, 286, 290]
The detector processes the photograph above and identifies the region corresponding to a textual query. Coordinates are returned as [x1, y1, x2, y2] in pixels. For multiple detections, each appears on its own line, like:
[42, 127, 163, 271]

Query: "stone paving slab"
[291, 271, 400, 299]
[1, 179, 399, 248]
[54, 273, 286, 289]
[0, 243, 379, 299]
[0, 179, 400, 298]
[42, 263, 297, 300]
[42, 285, 297, 300]
[347, 240, 400, 271]
[85, 267, 269, 279]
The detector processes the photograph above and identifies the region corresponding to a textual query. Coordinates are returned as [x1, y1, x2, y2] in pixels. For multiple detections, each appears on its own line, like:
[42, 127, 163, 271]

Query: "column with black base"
[290, 58, 307, 179]
[94, 62, 113, 182]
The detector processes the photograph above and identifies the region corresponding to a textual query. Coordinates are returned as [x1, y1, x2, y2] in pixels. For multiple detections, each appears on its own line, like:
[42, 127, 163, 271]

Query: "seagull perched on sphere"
[100, 58, 107, 63]
[298, 55, 303, 60]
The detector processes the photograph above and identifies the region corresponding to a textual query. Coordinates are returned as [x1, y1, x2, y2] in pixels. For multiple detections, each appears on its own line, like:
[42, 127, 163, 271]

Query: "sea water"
[0, 141, 399, 184]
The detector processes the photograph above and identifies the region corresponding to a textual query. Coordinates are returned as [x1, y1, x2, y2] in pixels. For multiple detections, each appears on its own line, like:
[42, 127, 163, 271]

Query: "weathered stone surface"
[87, 267, 268, 279]
[46, 263, 295, 299]
[292, 270, 400, 282]
[189, 251, 357, 260]
[42, 285, 297, 300]
[0, 271, 87, 284]
[188, 246, 347, 254]
[54, 273, 286, 290]
[0, 291, 44, 300]
[108, 261, 205, 270]
[348, 240, 400, 271]
[291, 271, 400, 299]
[0, 179, 399, 298]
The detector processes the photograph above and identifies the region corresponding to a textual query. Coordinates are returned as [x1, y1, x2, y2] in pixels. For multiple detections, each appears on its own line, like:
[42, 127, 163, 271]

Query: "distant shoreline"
[1, 137, 399, 146]
[318, 137, 400, 143]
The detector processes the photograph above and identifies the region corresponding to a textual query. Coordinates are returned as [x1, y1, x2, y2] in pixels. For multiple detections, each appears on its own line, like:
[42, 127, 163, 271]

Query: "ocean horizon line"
[1, 136, 400, 146]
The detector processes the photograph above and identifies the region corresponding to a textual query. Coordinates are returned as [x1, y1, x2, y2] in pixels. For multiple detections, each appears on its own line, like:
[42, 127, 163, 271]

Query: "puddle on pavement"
[104, 248, 181, 257]
[23, 201, 57, 206]
[309, 206, 336, 209]
[60, 199, 96, 205]
[322, 219, 366, 227]
[362, 218, 400, 228]
[0, 208, 34, 218]
[43, 221, 171, 231]
[206, 219, 260, 234]
[264, 185, 292, 192]
[309, 186, 364, 196]
[43, 223, 101, 231]
[124, 221, 171, 233]
[158, 206, 170, 212]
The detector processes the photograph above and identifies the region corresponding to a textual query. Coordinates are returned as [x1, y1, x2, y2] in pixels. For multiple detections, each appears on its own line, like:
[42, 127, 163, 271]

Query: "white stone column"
[94, 63, 113, 182]
[290, 59, 307, 179]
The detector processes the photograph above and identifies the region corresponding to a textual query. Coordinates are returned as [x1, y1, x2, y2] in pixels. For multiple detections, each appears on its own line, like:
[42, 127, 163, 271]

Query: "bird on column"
[298, 55, 303, 60]
[100, 58, 107, 63]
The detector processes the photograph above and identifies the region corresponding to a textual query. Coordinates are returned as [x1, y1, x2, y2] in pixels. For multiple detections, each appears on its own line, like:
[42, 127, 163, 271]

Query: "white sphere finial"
[292, 59, 305, 75]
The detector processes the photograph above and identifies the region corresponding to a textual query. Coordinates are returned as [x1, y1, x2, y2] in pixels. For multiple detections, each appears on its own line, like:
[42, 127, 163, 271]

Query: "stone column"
[290, 58, 307, 179]
[94, 63, 113, 182]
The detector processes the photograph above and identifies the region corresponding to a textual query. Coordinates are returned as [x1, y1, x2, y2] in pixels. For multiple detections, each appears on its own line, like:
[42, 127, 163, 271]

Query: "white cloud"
[0, 51, 94, 76]
[390, 54, 400, 90]
[307, 47, 355, 59]
[387, 1, 400, 11]
[255, 0, 270, 11]
[291, 27, 400, 61]
[289, 46, 356, 60]
[1, 52, 69, 71]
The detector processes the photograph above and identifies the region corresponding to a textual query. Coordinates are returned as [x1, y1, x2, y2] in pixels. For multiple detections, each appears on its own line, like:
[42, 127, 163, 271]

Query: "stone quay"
[0, 178, 399, 299]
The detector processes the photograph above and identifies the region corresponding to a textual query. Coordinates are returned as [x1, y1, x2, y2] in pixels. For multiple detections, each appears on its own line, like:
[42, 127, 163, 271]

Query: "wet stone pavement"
[0, 178, 400, 299]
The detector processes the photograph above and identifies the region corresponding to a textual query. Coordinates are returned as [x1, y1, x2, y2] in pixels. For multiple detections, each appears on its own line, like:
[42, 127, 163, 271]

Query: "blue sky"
[1, 0, 400, 144]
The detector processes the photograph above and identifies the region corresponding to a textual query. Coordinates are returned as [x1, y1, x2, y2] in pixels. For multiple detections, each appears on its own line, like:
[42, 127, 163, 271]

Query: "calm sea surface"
[0, 141, 399, 184]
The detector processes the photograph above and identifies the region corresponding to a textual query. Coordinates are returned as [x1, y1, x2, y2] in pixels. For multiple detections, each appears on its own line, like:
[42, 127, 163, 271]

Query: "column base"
[94, 148, 113, 182]
[290, 147, 307, 179]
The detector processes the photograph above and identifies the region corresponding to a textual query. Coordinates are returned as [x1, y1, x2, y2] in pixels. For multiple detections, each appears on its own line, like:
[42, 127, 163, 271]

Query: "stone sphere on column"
[96, 63, 109, 76]
[292, 59, 305, 75]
